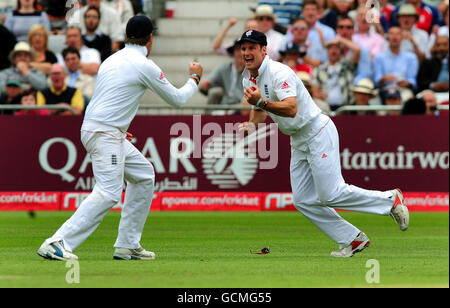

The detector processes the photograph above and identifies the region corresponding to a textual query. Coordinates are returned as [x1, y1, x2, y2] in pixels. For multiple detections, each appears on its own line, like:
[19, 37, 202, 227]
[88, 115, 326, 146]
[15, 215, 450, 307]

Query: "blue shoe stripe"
[50, 243, 63, 258]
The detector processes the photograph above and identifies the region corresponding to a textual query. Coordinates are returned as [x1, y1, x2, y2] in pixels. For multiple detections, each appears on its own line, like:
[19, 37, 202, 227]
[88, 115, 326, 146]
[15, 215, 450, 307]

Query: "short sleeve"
[273, 68, 298, 101]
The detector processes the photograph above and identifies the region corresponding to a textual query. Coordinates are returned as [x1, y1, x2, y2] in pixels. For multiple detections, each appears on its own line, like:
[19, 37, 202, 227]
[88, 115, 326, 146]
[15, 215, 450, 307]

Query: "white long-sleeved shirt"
[84, 44, 198, 131]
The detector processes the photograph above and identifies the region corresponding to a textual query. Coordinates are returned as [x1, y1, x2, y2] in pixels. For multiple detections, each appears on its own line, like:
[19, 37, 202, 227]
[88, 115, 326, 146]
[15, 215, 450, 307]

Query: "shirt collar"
[125, 44, 148, 57]
[243, 55, 270, 82]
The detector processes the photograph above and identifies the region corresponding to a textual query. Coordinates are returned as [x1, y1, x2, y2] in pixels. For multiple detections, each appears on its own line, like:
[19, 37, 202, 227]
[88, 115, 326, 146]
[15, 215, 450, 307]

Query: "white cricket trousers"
[49, 121, 155, 252]
[290, 114, 394, 247]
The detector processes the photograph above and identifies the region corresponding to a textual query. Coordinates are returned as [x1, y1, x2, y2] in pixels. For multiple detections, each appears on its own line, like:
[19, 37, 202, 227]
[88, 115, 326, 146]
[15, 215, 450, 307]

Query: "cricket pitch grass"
[0, 211, 448, 288]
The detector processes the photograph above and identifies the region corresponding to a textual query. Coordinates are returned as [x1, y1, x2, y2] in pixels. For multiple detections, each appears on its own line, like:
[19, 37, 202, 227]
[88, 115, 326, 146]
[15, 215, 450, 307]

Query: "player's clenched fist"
[189, 62, 203, 79]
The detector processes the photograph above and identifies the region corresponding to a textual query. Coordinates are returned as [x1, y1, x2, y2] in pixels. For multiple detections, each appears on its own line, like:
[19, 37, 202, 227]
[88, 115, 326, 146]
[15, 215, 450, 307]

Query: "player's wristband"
[190, 76, 200, 85]
[256, 98, 263, 108]
[191, 74, 201, 81]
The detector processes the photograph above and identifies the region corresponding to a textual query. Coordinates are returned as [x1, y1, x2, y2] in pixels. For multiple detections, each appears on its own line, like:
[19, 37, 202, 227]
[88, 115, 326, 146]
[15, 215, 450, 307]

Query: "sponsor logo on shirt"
[281, 82, 290, 89]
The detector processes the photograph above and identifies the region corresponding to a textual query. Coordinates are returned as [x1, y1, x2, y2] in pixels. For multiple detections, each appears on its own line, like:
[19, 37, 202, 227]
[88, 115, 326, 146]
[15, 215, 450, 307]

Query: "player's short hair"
[124, 36, 150, 46]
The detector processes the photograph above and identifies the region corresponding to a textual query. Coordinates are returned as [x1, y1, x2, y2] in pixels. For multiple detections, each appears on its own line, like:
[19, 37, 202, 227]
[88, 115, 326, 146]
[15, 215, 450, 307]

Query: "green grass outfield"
[0, 211, 448, 288]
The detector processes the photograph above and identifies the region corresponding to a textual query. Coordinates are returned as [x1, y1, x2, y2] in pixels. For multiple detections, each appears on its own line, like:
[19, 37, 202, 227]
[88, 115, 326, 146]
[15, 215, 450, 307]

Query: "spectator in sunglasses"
[335, 15, 372, 85]
[279, 18, 326, 69]
[253, 5, 285, 61]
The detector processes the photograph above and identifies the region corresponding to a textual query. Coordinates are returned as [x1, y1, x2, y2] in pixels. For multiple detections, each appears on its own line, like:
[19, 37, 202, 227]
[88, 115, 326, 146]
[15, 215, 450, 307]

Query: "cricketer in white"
[38, 16, 203, 261]
[238, 30, 409, 258]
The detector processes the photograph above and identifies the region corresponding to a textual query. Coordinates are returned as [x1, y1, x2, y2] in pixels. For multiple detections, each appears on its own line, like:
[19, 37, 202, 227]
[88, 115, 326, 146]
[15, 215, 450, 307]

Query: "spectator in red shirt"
[14, 88, 49, 115]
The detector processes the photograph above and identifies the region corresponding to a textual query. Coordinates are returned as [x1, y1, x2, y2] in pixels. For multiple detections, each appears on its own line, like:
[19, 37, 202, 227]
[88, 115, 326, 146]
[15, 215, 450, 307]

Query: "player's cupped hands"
[125, 132, 133, 142]
[244, 85, 262, 105]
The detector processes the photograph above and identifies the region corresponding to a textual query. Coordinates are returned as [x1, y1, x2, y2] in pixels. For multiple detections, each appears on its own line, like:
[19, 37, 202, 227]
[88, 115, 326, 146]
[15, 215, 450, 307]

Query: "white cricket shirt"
[84, 44, 198, 132]
[242, 56, 323, 148]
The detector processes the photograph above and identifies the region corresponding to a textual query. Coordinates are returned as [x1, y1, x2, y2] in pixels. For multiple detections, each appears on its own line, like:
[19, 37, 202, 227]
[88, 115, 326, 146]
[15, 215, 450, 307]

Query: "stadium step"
[165, 0, 257, 19]
[156, 18, 247, 37]
[139, 0, 258, 111]
[152, 55, 232, 74]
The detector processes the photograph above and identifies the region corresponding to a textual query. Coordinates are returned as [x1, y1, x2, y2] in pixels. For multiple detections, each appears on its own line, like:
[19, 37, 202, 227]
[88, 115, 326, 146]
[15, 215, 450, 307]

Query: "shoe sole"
[37, 245, 78, 261]
[37, 250, 68, 261]
[392, 189, 409, 231]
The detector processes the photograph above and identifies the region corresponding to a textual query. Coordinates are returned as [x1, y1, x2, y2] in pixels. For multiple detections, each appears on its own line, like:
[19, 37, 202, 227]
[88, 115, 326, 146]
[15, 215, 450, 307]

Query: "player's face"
[241, 42, 266, 71]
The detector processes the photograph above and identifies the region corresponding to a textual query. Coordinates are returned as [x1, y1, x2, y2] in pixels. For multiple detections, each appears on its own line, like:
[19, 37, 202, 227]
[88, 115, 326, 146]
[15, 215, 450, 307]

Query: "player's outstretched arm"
[143, 61, 203, 108]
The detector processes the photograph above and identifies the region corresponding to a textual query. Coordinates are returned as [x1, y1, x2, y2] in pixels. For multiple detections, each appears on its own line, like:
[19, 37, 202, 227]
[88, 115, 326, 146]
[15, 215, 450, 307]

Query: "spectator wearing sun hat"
[390, 0, 443, 35]
[279, 41, 313, 74]
[350, 78, 378, 115]
[396, 3, 430, 62]
[0, 41, 47, 97]
[253, 4, 285, 61]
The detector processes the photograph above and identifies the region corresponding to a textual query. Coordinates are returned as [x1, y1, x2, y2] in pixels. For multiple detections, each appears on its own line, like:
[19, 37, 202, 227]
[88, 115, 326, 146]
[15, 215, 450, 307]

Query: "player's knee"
[92, 186, 122, 204]
[317, 192, 337, 205]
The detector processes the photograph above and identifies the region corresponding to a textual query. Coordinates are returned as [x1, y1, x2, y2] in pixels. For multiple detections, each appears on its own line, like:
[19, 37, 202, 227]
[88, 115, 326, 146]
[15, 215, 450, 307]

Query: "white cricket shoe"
[330, 232, 370, 258]
[390, 188, 409, 231]
[37, 240, 78, 261]
[113, 247, 156, 260]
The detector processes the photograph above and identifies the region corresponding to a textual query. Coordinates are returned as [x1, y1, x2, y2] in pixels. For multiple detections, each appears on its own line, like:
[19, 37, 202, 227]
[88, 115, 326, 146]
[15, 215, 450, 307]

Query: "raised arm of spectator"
[212, 18, 238, 52]
[338, 36, 361, 64]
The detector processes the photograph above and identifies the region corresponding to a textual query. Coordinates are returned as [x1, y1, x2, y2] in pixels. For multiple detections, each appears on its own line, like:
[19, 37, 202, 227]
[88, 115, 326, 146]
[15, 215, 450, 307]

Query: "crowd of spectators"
[0, 0, 449, 116]
[207, 0, 449, 115]
[0, 0, 143, 115]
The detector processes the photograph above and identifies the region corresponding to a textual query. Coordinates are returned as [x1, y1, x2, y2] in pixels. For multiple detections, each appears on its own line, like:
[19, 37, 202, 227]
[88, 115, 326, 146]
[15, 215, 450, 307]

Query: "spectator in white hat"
[396, 3, 430, 62]
[350, 78, 378, 115]
[254, 4, 285, 61]
[0, 41, 47, 96]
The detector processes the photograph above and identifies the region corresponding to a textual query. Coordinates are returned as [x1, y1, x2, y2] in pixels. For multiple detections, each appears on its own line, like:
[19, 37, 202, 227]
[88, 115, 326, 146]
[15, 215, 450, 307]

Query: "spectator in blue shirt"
[373, 26, 418, 99]
[281, 0, 336, 56]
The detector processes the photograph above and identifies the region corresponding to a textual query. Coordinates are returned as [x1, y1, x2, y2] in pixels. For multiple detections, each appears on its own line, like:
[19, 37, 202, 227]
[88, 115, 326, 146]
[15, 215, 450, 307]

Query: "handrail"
[138, 104, 254, 111]
[333, 104, 449, 115]
[0, 104, 77, 115]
